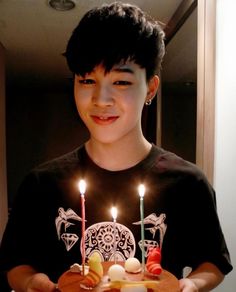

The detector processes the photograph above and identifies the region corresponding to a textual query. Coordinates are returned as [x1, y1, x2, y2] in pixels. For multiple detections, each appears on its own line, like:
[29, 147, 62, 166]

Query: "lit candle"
[78, 179, 86, 276]
[110, 206, 118, 263]
[138, 184, 145, 273]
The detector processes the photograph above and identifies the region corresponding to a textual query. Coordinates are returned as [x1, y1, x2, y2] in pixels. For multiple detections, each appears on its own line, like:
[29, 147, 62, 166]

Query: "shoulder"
[150, 146, 216, 206]
[151, 145, 210, 185]
[32, 144, 86, 179]
[15, 145, 86, 201]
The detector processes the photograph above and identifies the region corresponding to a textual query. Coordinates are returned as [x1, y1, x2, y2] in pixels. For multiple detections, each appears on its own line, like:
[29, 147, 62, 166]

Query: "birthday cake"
[58, 248, 180, 292]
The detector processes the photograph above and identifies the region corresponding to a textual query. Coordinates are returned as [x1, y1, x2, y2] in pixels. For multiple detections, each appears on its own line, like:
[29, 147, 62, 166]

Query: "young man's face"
[74, 61, 159, 145]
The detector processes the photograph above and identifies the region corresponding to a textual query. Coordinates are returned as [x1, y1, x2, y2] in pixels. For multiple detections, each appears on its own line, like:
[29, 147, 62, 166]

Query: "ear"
[146, 75, 159, 103]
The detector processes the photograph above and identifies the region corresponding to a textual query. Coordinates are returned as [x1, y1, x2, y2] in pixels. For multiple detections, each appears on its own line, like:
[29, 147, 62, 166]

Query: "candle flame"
[138, 184, 145, 198]
[78, 179, 86, 195]
[111, 207, 118, 220]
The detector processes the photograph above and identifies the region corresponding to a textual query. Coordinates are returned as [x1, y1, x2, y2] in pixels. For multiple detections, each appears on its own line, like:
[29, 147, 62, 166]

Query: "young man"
[0, 2, 232, 291]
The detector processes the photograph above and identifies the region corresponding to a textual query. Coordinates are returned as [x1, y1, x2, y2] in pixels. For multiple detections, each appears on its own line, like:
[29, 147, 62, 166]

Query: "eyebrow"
[112, 66, 134, 74]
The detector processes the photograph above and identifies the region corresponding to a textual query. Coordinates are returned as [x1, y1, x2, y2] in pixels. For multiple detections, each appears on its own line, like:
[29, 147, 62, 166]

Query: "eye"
[114, 80, 132, 86]
[78, 79, 95, 85]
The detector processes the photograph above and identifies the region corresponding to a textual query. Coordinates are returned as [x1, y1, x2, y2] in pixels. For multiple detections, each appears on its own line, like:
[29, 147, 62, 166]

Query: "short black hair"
[65, 2, 165, 80]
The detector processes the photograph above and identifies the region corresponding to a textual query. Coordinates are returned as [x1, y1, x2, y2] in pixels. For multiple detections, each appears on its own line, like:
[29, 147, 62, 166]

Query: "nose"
[92, 84, 114, 107]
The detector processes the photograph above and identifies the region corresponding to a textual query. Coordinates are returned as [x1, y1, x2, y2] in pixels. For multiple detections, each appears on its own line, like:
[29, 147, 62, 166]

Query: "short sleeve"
[0, 172, 43, 271]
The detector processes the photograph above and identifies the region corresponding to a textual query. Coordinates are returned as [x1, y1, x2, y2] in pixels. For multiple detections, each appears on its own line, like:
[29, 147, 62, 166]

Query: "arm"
[179, 262, 224, 292]
[7, 265, 57, 292]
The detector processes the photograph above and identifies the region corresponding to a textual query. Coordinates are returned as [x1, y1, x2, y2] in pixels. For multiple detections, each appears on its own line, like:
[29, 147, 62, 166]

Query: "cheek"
[123, 100, 144, 125]
[125, 92, 146, 114]
[74, 94, 87, 121]
[74, 84, 89, 106]
[124, 87, 146, 105]
[74, 88, 89, 108]
[74, 95, 81, 113]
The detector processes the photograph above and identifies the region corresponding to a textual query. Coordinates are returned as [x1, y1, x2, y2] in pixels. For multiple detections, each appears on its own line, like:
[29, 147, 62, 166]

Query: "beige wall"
[213, 0, 236, 290]
[0, 43, 8, 241]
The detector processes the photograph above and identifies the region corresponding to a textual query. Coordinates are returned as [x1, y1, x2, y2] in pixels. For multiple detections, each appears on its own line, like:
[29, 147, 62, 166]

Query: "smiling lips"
[91, 115, 119, 125]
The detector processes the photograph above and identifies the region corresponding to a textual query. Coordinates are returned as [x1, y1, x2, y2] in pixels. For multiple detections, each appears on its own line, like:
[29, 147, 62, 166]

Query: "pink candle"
[78, 179, 86, 276]
[138, 184, 146, 273]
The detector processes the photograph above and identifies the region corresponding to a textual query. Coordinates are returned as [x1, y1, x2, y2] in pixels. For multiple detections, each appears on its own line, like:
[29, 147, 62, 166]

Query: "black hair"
[65, 2, 165, 80]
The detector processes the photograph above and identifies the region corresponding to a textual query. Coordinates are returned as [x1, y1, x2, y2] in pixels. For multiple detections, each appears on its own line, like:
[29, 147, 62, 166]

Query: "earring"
[145, 99, 152, 106]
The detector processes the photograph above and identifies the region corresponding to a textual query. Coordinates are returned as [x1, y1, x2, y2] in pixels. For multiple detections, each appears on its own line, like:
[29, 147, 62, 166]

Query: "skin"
[7, 61, 224, 292]
[7, 265, 57, 292]
[74, 61, 159, 171]
[179, 262, 224, 291]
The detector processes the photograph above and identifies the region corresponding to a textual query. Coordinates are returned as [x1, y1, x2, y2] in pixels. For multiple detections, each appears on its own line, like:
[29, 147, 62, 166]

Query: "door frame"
[196, 0, 216, 183]
[157, 0, 216, 183]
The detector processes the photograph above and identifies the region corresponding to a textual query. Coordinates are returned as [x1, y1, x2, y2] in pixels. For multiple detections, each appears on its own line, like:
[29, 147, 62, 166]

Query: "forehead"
[93, 61, 145, 75]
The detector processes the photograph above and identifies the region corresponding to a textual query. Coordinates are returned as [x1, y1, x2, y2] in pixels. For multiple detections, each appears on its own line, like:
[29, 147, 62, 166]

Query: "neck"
[85, 136, 152, 171]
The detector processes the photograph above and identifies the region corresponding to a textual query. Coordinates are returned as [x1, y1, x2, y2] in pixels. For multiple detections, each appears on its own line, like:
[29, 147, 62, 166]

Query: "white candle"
[138, 184, 145, 273]
[78, 179, 87, 275]
[111, 206, 118, 221]
[110, 206, 118, 263]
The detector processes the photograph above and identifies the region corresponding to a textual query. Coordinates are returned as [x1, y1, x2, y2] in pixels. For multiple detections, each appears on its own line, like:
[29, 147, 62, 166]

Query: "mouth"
[90, 115, 119, 125]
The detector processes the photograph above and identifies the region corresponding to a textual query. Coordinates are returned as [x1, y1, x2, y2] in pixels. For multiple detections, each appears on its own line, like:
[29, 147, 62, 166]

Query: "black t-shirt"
[0, 145, 233, 283]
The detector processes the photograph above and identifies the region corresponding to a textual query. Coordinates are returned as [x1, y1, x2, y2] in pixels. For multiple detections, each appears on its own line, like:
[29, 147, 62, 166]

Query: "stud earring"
[145, 99, 152, 106]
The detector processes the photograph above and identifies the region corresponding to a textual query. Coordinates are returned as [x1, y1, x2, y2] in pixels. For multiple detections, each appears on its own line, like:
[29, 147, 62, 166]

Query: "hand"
[26, 273, 57, 292]
[179, 278, 198, 292]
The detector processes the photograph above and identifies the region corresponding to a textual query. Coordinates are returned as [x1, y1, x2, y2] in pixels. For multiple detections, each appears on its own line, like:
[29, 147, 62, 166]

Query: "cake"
[58, 249, 180, 292]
